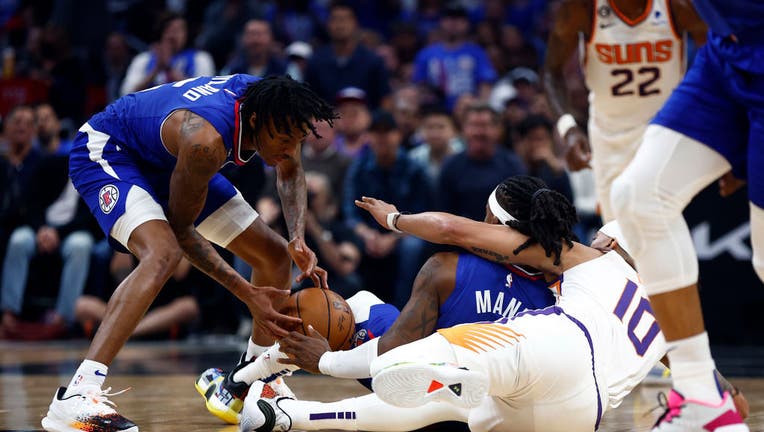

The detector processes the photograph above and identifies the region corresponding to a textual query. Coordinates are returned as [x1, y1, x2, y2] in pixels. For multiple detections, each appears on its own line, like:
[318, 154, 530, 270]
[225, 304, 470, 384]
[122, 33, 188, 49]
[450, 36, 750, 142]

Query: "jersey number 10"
[613, 279, 661, 356]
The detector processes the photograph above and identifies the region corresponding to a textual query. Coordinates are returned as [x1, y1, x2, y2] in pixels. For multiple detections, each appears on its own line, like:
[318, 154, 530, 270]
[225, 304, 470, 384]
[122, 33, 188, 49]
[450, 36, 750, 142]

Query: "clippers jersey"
[349, 253, 556, 347]
[557, 251, 666, 408]
[584, 0, 685, 131]
[83, 74, 258, 170]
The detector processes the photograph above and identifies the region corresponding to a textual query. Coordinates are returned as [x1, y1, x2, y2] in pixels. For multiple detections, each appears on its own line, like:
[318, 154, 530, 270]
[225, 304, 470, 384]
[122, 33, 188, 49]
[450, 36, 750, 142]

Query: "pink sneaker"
[652, 389, 748, 432]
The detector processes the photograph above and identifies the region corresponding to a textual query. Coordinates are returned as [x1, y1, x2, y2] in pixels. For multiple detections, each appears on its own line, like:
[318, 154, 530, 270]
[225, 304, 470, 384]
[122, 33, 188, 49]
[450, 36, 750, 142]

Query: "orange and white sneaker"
[41, 386, 138, 432]
[240, 381, 293, 432]
[651, 389, 748, 432]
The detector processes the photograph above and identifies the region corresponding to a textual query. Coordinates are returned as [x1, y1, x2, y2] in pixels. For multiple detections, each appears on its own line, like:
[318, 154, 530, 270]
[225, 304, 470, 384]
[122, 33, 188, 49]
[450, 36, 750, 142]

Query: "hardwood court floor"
[1, 340, 762, 431]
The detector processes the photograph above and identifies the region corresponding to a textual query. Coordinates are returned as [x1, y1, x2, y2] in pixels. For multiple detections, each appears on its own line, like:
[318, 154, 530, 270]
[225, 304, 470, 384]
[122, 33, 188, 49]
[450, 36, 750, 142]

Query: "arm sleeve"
[319, 337, 379, 378]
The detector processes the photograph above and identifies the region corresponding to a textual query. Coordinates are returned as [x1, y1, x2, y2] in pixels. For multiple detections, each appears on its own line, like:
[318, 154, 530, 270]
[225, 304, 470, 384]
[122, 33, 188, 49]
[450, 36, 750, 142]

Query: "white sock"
[283, 393, 468, 431]
[234, 343, 299, 384]
[667, 332, 722, 403]
[64, 359, 108, 397]
[245, 338, 270, 361]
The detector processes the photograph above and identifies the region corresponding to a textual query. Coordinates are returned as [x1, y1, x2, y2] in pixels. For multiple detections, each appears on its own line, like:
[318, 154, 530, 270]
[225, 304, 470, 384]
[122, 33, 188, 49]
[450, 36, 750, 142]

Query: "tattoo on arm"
[180, 111, 205, 138]
[470, 246, 511, 264]
[276, 156, 307, 240]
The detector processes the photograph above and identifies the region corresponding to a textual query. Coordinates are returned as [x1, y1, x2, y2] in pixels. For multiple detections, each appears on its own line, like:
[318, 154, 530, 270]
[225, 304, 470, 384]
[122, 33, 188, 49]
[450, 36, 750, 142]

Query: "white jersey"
[559, 251, 666, 408]
[584, 0, 685, 132]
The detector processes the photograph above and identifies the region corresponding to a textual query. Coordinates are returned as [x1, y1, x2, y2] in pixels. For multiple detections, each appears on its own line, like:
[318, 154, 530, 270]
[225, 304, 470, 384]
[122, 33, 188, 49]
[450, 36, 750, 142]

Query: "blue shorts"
[652, 41, 764, 206]
[69, 123, 255, 252]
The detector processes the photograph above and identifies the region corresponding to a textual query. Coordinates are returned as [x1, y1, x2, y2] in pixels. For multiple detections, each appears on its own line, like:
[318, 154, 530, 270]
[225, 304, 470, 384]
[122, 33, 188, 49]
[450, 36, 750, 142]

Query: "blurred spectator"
[262, 0, 326, 45]
[438, 103, 526, 221]
[298, 171, 362, 298]
[391, 85, 423, 150]
[35, 103, 72, 155]
[343, 110, 431, 308]
[221, 19, 286, 77]
[76, 257, 200, 340]
[196, 0, 263, 69]
[0, 144, 94, 340]
[304, 2, 391, 110]
[452, 93, 479, 127]
[500, 25, 540, 71]
[513, 115, 573, 202]
[412, 3, 496, 110]
[333, 87, 371, 159]
[0, 106, 42, 257]
[302, 119, 351, 200]
[102, 33, 133, 104]
[120, 13, 215, 95]
[507, 66, 540, 105]
[388, 21, 421, 66]
[409, 105, 463, 182]
[284, 41, 313, 82]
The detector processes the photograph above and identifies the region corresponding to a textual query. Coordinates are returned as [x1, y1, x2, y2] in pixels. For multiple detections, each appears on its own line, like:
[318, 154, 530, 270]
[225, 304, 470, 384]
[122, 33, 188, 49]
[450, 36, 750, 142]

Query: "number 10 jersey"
[584, 0, 685, 132]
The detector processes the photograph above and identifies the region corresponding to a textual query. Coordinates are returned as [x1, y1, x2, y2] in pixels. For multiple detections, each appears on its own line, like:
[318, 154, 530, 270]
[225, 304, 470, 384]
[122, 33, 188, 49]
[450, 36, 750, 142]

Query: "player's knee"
[610, 173, 641, 222]
[144, 243, 183, 278]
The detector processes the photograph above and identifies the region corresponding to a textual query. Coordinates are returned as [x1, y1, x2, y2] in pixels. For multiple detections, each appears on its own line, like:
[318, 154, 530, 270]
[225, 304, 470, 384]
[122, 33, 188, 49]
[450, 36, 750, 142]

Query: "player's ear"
[248, 112, 257, 131]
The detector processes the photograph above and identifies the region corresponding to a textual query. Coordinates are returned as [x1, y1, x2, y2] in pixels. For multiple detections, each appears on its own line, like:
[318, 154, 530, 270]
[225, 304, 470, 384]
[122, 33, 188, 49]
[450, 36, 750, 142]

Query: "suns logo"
[99, 184, 119, 214]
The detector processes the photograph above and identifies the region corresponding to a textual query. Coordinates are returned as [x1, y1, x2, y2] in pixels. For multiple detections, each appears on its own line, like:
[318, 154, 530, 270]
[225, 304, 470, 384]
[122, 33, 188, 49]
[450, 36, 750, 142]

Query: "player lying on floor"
[242, 177, 748, 431]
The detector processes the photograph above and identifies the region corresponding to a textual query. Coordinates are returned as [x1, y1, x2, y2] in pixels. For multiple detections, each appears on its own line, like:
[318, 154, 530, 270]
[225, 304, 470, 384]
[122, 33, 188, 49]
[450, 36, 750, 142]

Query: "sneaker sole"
[42, 416, 139, 432]
[372, 362, 488, 409]
[194, 379, 241, 424]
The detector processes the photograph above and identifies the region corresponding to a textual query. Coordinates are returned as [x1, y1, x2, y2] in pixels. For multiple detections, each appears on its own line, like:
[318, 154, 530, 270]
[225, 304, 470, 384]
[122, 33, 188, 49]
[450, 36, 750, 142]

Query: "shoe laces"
[647, 392, 682, 425]
[84, 386, 131, 409]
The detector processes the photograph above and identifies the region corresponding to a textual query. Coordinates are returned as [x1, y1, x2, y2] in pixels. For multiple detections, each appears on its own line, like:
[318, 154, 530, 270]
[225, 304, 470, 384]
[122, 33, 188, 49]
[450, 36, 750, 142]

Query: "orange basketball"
[282, 288, 355, 351]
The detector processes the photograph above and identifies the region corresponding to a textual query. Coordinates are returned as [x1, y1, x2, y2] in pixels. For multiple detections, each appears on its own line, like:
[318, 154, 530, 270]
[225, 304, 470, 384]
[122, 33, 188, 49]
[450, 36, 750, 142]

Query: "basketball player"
[41, 75, 336, 432]
[611, 1, 764, 430]
[348, 177, 745, 431]
[544, 0, 707, 221]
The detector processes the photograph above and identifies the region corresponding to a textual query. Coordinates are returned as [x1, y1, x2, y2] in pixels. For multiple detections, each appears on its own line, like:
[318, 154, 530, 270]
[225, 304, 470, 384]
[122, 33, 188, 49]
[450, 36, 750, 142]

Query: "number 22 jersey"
[584, 0, 685, 132]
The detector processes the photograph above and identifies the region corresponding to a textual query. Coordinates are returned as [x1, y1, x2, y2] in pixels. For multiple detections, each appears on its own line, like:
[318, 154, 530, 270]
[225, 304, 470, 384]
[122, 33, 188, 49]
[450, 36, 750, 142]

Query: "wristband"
[556, 113, 578, 138]
[386, 212, 402, 233]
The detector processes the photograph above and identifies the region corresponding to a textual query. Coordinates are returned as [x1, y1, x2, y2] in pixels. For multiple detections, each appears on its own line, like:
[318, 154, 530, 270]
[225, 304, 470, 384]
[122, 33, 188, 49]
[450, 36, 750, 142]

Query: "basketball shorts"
[652, 41, 764, 206]
[69, 122, 258, 253]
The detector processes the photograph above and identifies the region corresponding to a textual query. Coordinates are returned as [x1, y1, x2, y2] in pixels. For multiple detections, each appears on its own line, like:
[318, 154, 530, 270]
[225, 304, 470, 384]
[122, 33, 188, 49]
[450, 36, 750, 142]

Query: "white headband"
[488, 186, 517, 225]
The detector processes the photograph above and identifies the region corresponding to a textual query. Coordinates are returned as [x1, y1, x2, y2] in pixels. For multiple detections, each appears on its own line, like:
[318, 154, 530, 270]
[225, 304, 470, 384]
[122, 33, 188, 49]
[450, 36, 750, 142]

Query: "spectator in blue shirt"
[304, 2, 392, 110]
[343, 110, 431, 308]
[221, 19, 287, 78]
[438, 103, 526, 221]
[412, 3, 497, 111]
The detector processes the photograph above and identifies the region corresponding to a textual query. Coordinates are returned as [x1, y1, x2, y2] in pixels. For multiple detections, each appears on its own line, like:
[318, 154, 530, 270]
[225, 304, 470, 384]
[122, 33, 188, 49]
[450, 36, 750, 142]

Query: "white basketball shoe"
[240, 381, 293, 432]
[41, 386, 138, 432]
[651, 389, 748, 432]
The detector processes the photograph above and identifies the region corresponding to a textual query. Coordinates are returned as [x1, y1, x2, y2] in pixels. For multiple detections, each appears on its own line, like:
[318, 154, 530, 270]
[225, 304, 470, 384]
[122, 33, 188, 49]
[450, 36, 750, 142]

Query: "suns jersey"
[583, 0, 685, 131]
[83, 74, 258, 170]
[348, 253, 557, 348]
[557, 251, 666, 408]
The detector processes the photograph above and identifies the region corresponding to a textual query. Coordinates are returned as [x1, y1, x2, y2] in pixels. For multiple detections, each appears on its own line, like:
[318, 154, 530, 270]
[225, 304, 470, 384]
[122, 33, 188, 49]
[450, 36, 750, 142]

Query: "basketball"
[282, 288, 355, 351]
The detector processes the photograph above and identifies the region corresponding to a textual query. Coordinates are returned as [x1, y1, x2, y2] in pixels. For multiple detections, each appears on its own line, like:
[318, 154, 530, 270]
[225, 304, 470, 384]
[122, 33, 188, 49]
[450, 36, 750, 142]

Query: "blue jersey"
[84, 74, 258, 170]
[693, 0, 764, 72]
[351, 253, 556, 346]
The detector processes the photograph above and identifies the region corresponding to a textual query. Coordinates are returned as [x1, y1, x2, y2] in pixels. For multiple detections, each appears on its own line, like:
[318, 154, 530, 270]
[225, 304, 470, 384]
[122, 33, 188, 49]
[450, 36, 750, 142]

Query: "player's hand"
[718, 171, 746, 197]
[288, 238, 328, 288]
[563, 127, 591, 171]
[244, 285, 302, 339]
[277, 325, 331, 374]
[354, 196, 399, 231]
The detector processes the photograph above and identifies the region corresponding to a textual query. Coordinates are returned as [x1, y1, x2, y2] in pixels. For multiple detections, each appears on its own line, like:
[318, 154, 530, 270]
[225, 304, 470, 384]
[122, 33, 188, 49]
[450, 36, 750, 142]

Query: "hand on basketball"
[718, 171, 746, 197]
[277, 325, 331, 374]
[289, 238, 329, 289]
[245, 285, 302, 338]
[354, 196, 399, 231]
[563, 127, 591, 171]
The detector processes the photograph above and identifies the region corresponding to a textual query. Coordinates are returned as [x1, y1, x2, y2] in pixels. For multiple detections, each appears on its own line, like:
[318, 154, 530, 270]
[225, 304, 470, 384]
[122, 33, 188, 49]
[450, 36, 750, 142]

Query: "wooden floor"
[1, 340, 762, 431]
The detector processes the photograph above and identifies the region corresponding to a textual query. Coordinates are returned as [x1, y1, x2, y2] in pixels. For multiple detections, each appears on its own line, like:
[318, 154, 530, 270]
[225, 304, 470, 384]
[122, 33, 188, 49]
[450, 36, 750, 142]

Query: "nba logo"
[73, 374, 83, 386]
[99, 185, 119, 214]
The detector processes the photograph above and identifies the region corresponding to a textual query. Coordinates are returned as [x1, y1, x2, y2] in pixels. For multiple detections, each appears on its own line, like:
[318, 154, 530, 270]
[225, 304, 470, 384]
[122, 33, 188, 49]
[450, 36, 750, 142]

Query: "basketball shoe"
[41, 386, 138, 432]
[240, 381, 293, 432]
[372, 362, 488, 409]
[651, 389, 748, 431]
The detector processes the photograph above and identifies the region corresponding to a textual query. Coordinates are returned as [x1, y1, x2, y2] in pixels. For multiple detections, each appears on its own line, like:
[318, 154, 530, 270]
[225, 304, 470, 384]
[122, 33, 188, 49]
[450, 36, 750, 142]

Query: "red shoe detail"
[703, 410, 744, 431]
[427, 380, 444, 393]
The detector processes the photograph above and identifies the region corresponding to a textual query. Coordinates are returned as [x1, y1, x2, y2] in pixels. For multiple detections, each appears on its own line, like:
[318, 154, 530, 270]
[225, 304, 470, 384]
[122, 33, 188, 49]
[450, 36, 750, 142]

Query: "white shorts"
[111, 185, 258, 251]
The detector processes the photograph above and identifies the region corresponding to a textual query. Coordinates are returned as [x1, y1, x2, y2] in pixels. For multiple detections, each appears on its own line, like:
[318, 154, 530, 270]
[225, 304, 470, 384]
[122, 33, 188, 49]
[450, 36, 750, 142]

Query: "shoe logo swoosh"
[95, 370, 107, 377]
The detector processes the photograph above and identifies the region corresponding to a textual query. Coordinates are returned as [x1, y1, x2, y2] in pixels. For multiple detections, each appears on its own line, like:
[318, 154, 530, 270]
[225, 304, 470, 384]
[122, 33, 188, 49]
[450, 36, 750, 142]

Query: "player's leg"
[611, 43, 749, 430]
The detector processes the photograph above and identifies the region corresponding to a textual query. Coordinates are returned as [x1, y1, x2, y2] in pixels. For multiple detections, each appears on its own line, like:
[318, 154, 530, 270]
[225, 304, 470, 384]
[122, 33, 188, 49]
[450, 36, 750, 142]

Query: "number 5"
[613, 280, 661, 356]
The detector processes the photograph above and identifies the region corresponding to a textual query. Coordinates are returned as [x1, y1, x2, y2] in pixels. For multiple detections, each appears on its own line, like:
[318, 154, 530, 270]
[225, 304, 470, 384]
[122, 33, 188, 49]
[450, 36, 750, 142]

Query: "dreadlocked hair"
[239, 75, 338, 140]
[495, 176, 578, 265]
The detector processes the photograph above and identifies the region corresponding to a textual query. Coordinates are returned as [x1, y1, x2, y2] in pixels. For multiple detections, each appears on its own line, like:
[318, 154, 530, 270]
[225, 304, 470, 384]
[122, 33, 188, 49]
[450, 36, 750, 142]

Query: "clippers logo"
[99, 185, 119, 214]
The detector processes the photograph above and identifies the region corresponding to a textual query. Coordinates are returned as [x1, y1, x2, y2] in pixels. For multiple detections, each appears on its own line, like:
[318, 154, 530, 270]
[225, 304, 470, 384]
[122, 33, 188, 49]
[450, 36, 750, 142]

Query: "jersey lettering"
[180, 75, 234, 102]
[476, 289, 523, 319]
[594, 39, 674, 65]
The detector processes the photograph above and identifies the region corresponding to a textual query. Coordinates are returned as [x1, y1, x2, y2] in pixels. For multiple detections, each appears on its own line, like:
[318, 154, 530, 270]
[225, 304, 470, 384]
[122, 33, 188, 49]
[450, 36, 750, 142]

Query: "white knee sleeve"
[611, 125, 730, 295]
[751, 204, 764, 283]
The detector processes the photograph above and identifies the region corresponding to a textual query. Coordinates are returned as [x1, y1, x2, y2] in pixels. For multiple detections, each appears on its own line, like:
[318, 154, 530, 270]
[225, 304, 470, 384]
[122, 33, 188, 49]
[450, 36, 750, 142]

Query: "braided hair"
[495, 176, 578, 265]
[239, 75, 338, 140]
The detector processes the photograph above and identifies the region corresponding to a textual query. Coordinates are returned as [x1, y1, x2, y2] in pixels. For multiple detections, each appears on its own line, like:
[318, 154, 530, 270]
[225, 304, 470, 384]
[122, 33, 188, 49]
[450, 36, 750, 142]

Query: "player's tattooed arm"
[275, 147, 307, 241]
[378, 253, 457, 355]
